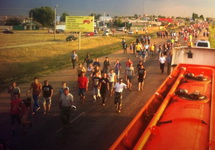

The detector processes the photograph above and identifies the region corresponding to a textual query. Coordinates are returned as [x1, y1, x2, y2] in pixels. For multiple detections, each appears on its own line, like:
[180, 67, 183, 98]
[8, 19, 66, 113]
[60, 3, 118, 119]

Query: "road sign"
[66, 16, 94, 32]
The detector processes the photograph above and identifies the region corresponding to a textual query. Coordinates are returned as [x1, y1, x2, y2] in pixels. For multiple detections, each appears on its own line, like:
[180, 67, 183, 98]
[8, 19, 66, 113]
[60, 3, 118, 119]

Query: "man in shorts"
[42, 80, 53, 114]
[114, 78, 127, 113]
[125, 63, 135, 91]
[77, 72, 88, 104]
[138, 65, 146, 91]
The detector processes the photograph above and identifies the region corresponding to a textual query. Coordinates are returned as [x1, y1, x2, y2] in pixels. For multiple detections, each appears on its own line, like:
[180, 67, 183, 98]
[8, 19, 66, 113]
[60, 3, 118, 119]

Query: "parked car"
[66, 35, 78, 41]
[128, 30, 134, 34]
[3, 29, 14, 34]
[195, 40, 210, 48]
[103, 30, 112, 36]
[56, 29, 64, 33]
[85, 32, 94, 36]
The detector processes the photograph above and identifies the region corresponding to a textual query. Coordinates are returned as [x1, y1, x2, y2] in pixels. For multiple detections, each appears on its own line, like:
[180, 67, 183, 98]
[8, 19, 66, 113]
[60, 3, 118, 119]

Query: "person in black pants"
[71, 50, 78, 69]
[99, 73, 109, 106]
[159, 53, 166, 73]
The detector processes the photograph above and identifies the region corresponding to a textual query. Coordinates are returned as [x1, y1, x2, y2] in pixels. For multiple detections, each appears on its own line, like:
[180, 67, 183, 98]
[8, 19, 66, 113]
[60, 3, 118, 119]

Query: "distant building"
[158, 18, 173, 23]
[99, 16, 113, 22]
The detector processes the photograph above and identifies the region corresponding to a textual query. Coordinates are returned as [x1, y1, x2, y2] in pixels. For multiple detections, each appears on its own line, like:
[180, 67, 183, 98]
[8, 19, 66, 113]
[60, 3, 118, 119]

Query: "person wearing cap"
[113, 78, 127, 113]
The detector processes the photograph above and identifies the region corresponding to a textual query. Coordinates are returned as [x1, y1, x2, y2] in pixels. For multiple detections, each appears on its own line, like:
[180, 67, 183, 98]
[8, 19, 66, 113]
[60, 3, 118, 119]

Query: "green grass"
[0, 28, 165, 89]
[209, 25, 215, 48]
[0, 34, 134, 88]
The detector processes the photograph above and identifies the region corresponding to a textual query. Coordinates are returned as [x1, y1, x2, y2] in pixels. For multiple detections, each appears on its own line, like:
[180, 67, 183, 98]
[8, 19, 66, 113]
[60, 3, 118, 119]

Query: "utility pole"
[31, 12, 33, 30]
[54, 4, 58, 40]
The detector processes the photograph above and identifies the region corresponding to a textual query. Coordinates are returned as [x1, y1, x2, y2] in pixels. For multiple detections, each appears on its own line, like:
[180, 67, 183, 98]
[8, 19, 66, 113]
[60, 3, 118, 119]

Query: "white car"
[128, 30, 134, 34]
[103, 30, 112, 36]
[195, 40, 210, 48]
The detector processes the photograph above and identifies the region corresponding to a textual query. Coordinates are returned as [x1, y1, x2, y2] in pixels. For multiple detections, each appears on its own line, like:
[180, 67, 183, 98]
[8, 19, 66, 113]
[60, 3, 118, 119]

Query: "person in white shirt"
[114, 78, 127, 113]
[159, 53, 166, 73]
[108, 69, 116, 97]
[59, 88, 74, 126]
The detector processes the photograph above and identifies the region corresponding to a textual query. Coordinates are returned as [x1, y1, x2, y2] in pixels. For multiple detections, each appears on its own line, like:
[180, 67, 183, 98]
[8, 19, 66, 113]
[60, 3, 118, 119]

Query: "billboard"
[66, 16, 94, 32]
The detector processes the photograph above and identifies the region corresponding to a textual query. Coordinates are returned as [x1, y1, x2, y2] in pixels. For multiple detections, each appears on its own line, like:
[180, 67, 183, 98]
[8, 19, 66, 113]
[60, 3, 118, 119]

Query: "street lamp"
[54, 4, 58, 40]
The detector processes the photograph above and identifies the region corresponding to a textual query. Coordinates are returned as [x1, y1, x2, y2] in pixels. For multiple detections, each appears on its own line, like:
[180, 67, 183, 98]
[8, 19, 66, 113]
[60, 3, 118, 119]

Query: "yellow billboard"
[66, 16, 94, 32]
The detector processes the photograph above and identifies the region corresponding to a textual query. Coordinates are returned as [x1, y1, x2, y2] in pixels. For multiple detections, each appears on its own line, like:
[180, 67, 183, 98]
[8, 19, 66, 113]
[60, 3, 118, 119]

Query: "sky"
[0, 0, 214, 18]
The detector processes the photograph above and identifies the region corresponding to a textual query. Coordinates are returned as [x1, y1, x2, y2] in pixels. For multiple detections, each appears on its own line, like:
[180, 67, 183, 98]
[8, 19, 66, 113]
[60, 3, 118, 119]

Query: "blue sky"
[0, 0, 214, 18]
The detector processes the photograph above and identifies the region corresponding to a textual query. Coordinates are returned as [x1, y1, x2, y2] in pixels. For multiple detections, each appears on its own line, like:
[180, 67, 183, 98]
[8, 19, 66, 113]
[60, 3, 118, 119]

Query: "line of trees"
[192, 13, 204, 21]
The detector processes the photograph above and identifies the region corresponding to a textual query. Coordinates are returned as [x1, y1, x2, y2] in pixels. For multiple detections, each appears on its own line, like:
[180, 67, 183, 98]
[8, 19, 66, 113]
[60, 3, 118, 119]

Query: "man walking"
[28, 77, 42, 115]
[102, 57, 110, 73]
[77, 72, 88, 104]
[99, 73, 109, 106]
[114, 78, 127, 113]
[59, 88, 74, 126]
[159, 53, 166, 73]
[92, 72, 101, 102]
[71, 50, 78, 69]
[42, 80, 53, 114]
[114, 59, 121, 81]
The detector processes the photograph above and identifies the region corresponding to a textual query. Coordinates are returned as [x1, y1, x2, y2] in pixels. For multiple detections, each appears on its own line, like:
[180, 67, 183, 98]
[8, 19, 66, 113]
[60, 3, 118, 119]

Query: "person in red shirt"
[27, 77, 42, 115]
[77, 72, 88, 103]
[125, 58, 133, 67]
[10, 93, 22, 135]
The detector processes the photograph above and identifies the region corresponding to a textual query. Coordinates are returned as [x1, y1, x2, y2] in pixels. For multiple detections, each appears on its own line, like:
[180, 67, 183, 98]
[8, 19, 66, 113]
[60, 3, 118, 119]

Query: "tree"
[5, 18, 22, 25]
[192, 13, 198, 21]
[113, 18, 123, 27]
[89, 13, 102, 20]
[29, 7, 54, 27]
[199, 15, 204, 20]
[60, 12, 69, 22]
[134, 14, 138, 19]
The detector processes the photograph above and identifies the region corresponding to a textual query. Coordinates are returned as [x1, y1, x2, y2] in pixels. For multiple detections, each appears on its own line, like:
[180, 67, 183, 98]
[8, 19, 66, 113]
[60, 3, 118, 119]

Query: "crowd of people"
[8, 22, 209, 135]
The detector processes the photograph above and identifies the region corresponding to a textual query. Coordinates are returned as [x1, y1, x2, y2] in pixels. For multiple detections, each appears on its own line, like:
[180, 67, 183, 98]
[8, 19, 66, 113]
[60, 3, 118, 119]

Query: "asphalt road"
[3, 32, 207, 150]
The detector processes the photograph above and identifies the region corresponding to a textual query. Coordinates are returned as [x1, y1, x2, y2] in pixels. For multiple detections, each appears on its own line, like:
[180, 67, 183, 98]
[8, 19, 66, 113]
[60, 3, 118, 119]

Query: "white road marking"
[56, 112, 86, 133]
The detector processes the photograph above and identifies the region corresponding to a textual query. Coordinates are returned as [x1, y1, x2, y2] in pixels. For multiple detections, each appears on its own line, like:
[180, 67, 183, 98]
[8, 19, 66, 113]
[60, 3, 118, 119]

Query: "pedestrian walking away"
[27, 77, 42, 115]
[114, 78, 127, 113]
